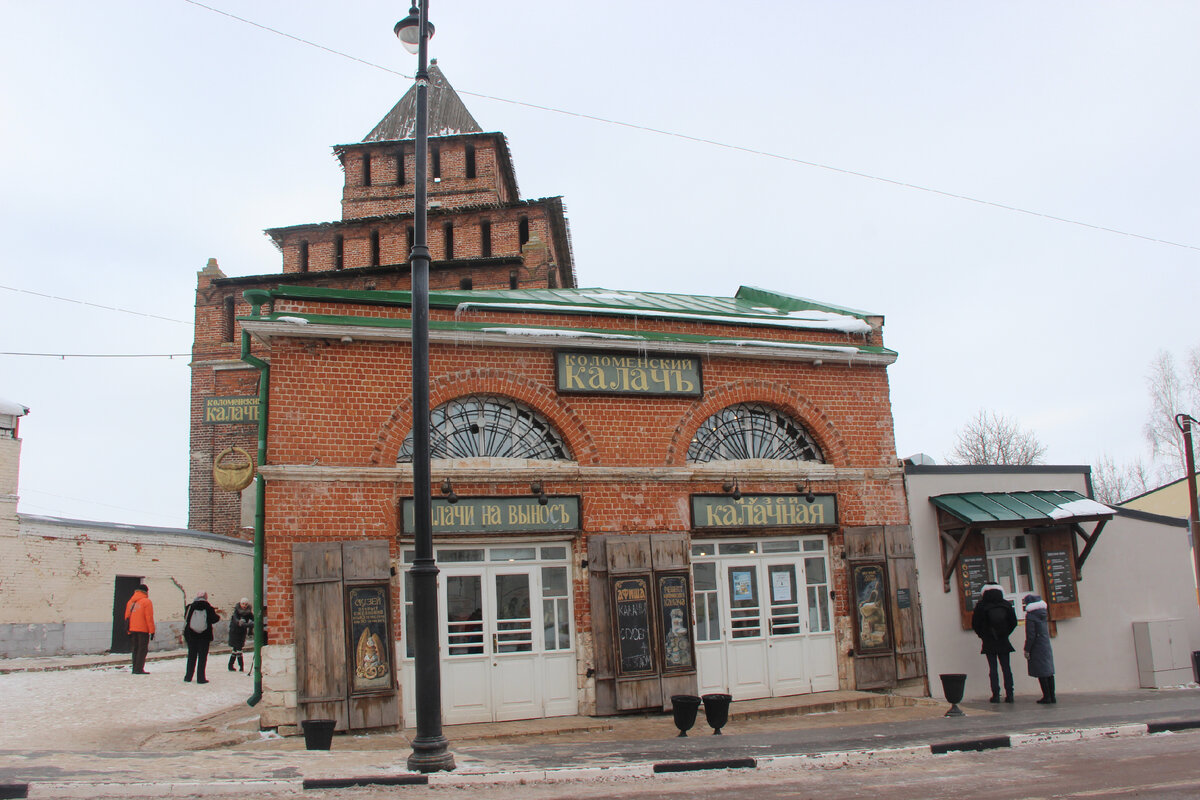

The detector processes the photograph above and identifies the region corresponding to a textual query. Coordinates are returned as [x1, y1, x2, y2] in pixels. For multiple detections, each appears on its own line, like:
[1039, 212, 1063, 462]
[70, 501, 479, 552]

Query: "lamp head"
[395, 4, 434, 54]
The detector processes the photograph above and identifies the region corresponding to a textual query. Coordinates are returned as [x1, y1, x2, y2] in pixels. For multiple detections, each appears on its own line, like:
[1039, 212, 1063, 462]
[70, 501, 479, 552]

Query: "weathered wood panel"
[294, 542, 348, 730]
[885, 526, 926, 683]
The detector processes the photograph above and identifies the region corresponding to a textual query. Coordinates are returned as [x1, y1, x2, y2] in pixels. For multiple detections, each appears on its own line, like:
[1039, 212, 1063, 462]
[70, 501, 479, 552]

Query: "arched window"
[398, 395, 571, 462]
[687, 403, 824, 463]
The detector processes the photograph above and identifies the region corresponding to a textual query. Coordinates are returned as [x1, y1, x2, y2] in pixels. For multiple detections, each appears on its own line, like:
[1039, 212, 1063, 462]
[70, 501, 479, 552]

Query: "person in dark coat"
[227, 597, 254, 672]
[971, 583, 1018, 703]
[183, 591, 220, 684]
[1023, 594, 1056, 703]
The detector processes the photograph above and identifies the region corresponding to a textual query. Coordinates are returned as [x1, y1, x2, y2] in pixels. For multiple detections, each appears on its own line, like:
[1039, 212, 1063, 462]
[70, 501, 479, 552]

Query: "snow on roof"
[458, 302, 872, 334]
[1049, 498, 1115, 519]
[0, 398, 30, 416]
[478, 327, 642, 340]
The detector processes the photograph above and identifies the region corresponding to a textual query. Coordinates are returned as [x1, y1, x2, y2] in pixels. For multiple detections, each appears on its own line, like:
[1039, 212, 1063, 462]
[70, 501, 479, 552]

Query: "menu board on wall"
[657, 574, 694, 670]
[1043, 550, 1077, 604]
[613, 577, 654, 675]
[959, 554, 990, 611]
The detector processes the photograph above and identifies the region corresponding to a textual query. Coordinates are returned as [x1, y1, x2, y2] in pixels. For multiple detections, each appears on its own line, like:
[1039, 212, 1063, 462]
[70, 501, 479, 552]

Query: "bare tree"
[947, 410, 1047, 466]
[1143, 347, 1200, 480]
[1091, 454, 1154, 505]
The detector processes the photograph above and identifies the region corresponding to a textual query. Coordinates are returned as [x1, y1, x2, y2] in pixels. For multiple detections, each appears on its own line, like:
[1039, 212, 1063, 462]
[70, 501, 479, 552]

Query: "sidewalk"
[2, 652, 1199, 797]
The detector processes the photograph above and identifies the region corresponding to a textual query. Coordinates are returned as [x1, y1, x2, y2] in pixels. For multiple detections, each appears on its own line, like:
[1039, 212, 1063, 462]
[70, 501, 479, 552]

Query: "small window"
[397, 150, 406, 186]
[509, 270, 518, 290]
[491, 547, 537, 562]
[985, 531, 1037, 613]
[298, 240, 309, 273]
[222, 295, 236, 342]
[443, 222, 454, 259]
[432, 145, 441, 180]
[406, 226, 414, 254]
[518, 217, 529, 246]
[459, 277, 473, 290]
[465, 144, 476, 179]
[334, 235, 344, 270]
[362, 153, 372, 186]
[480, 220, 492, 257]
[370, 230, 380, 266]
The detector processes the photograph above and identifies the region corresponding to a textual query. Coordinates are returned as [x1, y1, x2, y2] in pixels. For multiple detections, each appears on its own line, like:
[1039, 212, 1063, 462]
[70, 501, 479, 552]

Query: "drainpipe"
[241, 289, 273, 707]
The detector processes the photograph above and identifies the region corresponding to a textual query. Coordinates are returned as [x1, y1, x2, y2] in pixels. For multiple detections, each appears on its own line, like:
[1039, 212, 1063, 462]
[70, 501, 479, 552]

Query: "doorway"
[401, 543, 577, 725]
[692, 536, 837, 699]
[110, 575, 142, 653]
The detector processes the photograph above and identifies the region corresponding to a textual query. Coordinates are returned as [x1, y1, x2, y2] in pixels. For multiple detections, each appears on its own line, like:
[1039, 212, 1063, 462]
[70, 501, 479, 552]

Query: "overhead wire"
[181, 0, 1200, 254]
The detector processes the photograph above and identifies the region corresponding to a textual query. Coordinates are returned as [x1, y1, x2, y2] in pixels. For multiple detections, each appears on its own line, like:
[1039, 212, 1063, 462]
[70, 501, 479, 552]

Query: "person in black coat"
[227, 597, 254, 672]
[971, 583, 1018, 703]
[183, 591, 221, 684]
[1023, 594, 1056, 703]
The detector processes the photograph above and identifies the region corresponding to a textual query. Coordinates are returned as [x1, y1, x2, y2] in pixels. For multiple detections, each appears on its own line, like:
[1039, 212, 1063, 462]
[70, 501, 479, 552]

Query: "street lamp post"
[396, 0, 455, 774]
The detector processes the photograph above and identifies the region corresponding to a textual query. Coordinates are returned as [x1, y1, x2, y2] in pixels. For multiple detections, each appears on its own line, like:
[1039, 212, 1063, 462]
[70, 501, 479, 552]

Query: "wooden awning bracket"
[940, 526, 975, 593]
[1071, 519, 1107, 579]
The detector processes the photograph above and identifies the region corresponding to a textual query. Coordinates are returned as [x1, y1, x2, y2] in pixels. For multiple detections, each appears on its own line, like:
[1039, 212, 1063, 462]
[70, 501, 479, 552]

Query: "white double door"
[403, 561, 577, 725]
[694, 543, 838, 700]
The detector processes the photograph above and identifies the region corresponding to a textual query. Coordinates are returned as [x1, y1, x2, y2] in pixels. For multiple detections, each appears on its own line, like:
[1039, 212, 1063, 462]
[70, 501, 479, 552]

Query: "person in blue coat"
[1022, 594, 1056, 704]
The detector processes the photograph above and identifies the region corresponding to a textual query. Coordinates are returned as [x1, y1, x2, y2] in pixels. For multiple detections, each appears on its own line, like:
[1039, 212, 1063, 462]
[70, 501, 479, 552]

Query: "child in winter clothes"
[1023, 594, 1056, 703]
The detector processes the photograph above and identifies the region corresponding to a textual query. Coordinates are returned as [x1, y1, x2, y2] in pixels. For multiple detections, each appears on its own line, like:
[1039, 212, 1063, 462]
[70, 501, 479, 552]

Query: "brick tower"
[189, 62, 577, 537]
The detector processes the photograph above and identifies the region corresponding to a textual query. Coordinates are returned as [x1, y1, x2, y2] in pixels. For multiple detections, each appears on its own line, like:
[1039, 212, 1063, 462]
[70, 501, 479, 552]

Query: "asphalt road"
[250, 729, 1200, 800]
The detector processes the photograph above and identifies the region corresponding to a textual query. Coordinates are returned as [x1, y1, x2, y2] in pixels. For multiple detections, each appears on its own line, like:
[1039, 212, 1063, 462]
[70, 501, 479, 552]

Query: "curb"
[9, 721, 1200, 796]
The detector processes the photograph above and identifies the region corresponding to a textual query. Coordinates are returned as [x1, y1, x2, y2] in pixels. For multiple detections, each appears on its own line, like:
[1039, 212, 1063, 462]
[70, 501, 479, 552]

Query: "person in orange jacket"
[124, 583, 155, 674]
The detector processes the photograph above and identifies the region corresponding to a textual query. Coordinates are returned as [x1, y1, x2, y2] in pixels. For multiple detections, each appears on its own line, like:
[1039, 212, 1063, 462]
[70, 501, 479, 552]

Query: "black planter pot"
[671, 695, 701, 737]
[301, 718, 337, 750]
[939, 673, 967, 717]
[701, 693, 732, 735]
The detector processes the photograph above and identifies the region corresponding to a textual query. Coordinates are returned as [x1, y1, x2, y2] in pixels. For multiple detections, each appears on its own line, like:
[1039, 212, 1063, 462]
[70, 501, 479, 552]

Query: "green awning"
[930, 491, 1115, 526]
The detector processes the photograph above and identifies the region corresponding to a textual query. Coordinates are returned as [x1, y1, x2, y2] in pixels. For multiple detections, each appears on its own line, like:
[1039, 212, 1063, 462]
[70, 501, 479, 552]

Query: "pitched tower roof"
[363, 60, 482, 141]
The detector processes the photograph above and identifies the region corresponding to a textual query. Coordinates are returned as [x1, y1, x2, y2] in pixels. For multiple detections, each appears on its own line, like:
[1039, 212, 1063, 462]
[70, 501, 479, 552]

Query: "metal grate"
[687, 403, 824, 463]
[398, 394, 571, 462]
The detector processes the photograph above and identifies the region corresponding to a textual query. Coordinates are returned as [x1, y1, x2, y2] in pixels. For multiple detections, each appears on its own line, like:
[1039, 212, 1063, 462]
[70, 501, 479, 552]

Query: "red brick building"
[191, 66, 923, 731]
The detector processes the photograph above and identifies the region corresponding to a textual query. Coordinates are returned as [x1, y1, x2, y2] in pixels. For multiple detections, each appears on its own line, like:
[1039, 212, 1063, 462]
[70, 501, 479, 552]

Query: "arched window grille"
[397, 395, 571, 462]
[687, 403, 824, 463]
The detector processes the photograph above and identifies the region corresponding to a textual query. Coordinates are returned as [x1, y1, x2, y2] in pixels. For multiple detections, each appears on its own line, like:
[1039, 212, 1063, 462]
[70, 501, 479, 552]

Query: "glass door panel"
[446, 574, 484, 655]
[693, 562, 720, 642]
[494, 572, 533, 653]
[767, 564, 800, 635]
[727, 565, 761, 639]
[804, 556, 831, 633]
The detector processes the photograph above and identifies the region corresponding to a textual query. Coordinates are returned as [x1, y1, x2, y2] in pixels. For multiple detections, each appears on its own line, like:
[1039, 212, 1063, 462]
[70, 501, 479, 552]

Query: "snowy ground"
[0, 655, 253, 750]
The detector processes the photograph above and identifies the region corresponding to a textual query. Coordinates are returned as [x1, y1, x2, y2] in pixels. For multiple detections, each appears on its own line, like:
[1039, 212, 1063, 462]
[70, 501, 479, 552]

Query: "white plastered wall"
[907, 467, 1199, 700]
[0, 516, 253, 656]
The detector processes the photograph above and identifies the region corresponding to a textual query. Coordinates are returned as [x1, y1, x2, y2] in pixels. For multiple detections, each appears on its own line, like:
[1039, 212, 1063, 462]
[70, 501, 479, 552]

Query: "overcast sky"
[2, 2, 1197, 528]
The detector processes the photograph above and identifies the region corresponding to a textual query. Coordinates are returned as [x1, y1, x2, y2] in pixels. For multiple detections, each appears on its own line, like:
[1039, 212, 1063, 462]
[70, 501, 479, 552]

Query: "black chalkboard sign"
[1043, 550, 1077, 604]
[896, 587, 912, 610]
[959, 554, 990, 611]
[613, 577, 654, 675]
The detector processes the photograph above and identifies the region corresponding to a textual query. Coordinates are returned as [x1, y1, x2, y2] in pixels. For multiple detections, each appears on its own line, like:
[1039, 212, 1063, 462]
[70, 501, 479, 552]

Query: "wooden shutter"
[294, 540, 399, 731]
[1036, 527, 1081, 621]
[844, 526, 897, 690]
[294, 542, 349, 729]
[954, 530, 987, 631]
[886, 525, 927, 683]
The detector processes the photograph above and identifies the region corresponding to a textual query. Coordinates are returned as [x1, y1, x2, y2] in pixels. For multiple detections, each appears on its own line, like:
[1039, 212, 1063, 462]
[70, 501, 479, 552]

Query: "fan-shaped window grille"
[397, 395, 571, 462]
[687, 403, 824, 463]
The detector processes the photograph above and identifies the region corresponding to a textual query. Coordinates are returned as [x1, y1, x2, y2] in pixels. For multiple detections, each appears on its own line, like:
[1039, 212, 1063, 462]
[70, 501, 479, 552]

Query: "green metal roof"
[930, 491, 1115, 526]
[260, 284, 880, 335]
[247, 310, 896, 358]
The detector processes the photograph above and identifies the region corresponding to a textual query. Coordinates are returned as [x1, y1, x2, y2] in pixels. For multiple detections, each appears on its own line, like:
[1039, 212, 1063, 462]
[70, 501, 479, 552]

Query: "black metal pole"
[1176, 414, 1200, 617]
[406, 0, 454, 774]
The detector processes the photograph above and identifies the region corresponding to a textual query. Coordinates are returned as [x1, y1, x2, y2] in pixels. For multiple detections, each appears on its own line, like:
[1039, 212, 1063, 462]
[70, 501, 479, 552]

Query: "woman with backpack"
[183, 591, 220, 684]
[971, 583, 1018, 703]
